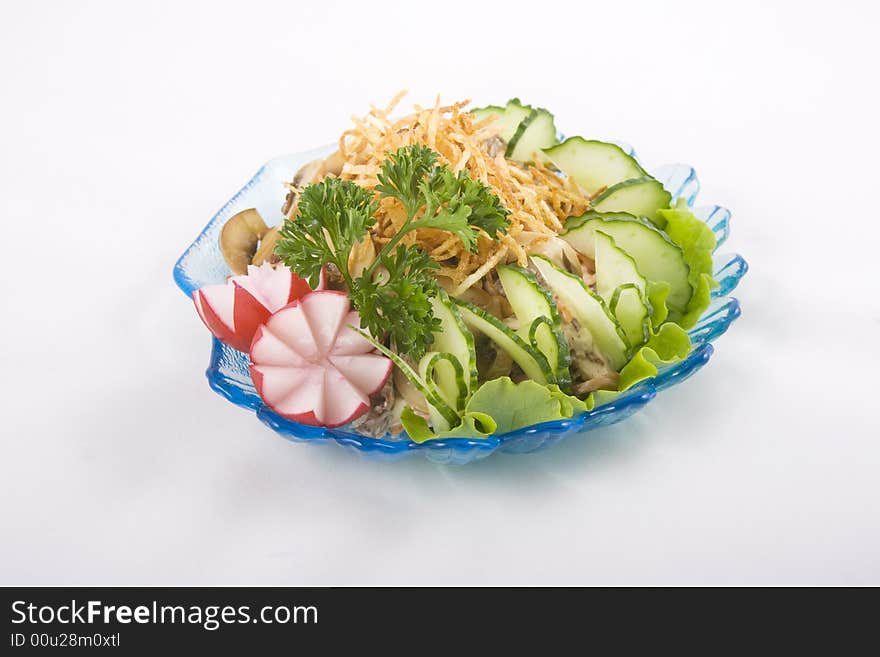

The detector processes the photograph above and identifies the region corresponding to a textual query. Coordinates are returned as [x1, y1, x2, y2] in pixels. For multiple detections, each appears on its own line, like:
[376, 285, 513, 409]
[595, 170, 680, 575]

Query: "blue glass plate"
[174, 145, 746, 464]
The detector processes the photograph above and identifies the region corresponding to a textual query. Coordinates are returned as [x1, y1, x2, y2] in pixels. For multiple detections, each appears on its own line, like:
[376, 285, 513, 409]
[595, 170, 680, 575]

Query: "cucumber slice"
[594, 231, 650, 348]
[562, 212, 691, 316]
[473, 99, 557, 162]
[530, 255, 629, 370]
[418, 352, 468, 411]
[470, 98, 531, 143]
[418, 351, 469, 431]
[496, 265, 570, 387]
[542, 137, 647, 196]
[430, 291, 478, 394]
[506, 108, 557, 163]
[609, 284, 649, 349]
[592, 177, 672, 224]
[455, 300, 553, 384]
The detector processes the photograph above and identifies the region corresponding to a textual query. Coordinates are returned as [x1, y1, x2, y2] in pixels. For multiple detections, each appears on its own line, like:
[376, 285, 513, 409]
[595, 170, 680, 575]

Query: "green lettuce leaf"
[467, 378, 576, 434]
[400, 407, 496, 444]
[646, 280, 671, 328]
[547, 384, 588, 416]
[402, 377, 593, 441]
[618, 321, 692, 390]
[547, 383, 618, 414]
[583, 389, 622, 410]
[656, 200, 719, 329]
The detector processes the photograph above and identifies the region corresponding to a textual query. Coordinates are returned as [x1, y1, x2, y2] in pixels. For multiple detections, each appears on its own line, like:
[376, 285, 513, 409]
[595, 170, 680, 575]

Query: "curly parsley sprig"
[372, 145, 509, 266]
[350, 244, 441, 359]
[275, 177, 377, 291]
[275, 144, 510, 359]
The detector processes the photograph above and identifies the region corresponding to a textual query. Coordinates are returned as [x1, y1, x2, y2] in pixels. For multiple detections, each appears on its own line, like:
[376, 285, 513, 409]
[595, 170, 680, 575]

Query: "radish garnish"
[249, 290, 392, 428]
[192, 262, 322, 352]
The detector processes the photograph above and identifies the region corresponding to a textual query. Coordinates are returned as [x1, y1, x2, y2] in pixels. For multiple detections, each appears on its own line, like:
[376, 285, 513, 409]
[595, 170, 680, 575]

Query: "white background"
[2, 0, 878, 585]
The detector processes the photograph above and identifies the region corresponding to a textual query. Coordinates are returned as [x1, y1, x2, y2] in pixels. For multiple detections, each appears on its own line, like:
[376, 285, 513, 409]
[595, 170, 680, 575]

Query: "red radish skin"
[192, 263, 322, 352]
[249, 290, 392, 428]
[229, 282, 272, 351]
[194, 289, 237, 346]
[288, 272, 317, 302]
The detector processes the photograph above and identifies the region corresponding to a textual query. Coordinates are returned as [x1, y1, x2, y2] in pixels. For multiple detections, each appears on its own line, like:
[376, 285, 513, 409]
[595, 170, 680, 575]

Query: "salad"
[191, 94, 718, 442]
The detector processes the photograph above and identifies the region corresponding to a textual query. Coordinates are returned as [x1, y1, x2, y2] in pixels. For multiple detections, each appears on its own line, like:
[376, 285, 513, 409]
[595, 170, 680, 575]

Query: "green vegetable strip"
[353, 328, 460, 427]
[419, 351, 469, 413]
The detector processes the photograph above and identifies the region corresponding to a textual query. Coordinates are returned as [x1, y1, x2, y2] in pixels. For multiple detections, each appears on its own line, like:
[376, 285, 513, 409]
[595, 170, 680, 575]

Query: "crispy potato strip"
[322, 93, 591, 290]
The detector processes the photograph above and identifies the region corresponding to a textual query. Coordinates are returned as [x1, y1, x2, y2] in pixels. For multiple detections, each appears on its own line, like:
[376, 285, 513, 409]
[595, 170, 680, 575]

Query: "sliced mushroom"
[484, 347, 514, 380]
[220, 208, 269, 275]
[486, 295, 511, 319]
[393, 368, 429, 414]
[321, 150, 345, 177]
[281, 188, 297, 218]
[281, 158, 326, 217]
[294, 158, 325, 187]
[435, 276, 456, 294]
[252, 225, 281, 266]
[322, 263, 348, 291]
[348, 236, 376, 277]
[457, 285, 492, 308]
[349, 377, 397, 437]
[572, 372, 620, 396]
[517, 230, 583, 275]
[484, 135, 506, 158]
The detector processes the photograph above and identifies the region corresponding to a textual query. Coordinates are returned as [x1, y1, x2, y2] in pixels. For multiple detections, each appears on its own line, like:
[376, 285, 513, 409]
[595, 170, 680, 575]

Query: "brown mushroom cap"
[293, 159, 325, 187]
[281, 154, 344, 218]
[252, 225, 281, 266]
[322, 150, 345, 177]
[220, 208, 269, 275]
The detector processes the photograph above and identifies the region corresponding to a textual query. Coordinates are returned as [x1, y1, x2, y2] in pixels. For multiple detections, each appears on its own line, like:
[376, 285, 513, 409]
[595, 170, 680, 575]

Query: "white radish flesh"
[330, 311, 376, 355]
[328, 354, 393, 396]
[249, 290, 392, 428]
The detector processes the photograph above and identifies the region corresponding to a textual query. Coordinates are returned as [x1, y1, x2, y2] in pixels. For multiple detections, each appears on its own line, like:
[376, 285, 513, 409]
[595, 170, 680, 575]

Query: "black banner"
[1, 587, 874, 650]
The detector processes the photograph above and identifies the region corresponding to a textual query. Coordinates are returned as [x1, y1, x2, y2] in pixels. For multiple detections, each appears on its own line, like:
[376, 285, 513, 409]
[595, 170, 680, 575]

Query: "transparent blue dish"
[174, 144, 747, 464]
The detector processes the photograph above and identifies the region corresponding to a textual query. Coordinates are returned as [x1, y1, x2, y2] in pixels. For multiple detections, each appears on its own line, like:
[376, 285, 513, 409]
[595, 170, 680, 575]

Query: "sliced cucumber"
[507, 108, 557, 163]
[562, 212, 691, 317]
[470, 99, 531, 143]
[455, 300, 553, 385]
[418, 352, 468, 431]
[594, 231, 647, 299]
[472, 99, 557, 163]
[592, 177, 672, 224]
[496, 265, 571, 387]
[430, 291, 478, 394]
[594, 231, 650, 348]
[542, 137, 647, 196]
[418, 352, 467, 411]
[609, 285, 649, 349]
[530, 255, 629, 370]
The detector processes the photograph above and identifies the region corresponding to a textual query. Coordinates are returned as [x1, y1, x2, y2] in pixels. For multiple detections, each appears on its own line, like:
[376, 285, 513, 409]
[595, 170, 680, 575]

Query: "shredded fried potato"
[333, 93, 591, 293]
